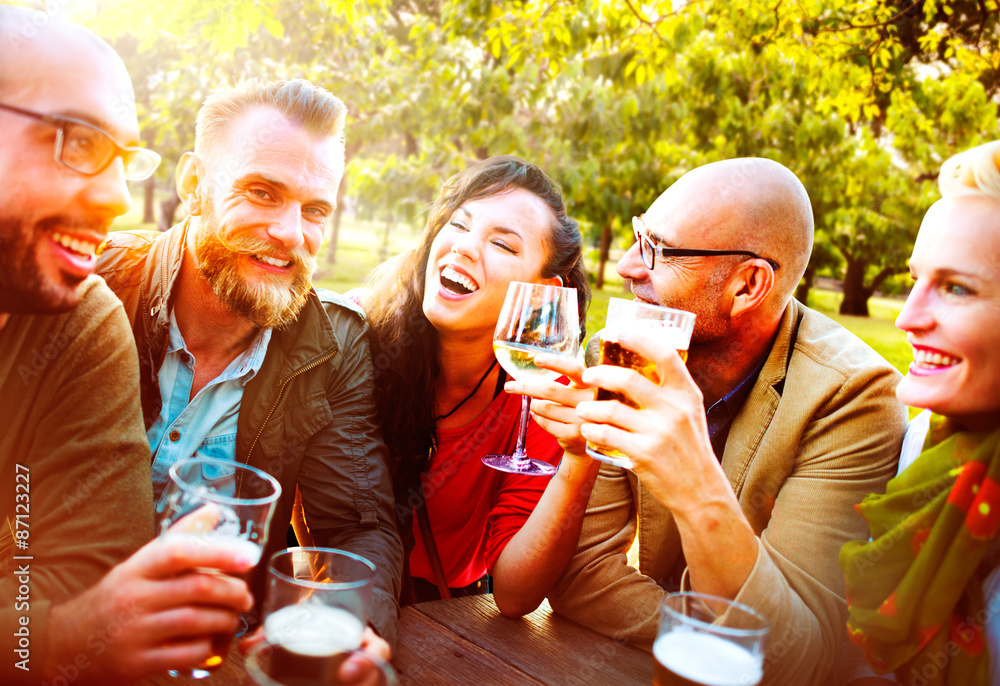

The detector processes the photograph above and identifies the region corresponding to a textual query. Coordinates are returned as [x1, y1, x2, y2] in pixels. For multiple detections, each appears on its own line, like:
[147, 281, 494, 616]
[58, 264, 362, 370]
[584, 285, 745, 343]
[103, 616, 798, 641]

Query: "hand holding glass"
[245, 547, 396, 686]
[483, 281, 580, 476]
[155, 457, 281, 679]
[586, 298, 696, 469]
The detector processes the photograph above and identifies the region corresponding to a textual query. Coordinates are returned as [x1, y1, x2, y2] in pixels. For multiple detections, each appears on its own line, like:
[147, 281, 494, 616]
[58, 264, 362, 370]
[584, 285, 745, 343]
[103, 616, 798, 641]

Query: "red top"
[408, 390, 563, 588]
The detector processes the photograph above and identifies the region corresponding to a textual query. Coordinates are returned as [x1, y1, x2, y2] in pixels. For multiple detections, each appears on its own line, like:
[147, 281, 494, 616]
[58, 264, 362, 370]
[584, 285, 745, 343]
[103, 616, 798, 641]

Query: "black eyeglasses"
[632, 215, 780, 271]
[0, 102, 161, 181]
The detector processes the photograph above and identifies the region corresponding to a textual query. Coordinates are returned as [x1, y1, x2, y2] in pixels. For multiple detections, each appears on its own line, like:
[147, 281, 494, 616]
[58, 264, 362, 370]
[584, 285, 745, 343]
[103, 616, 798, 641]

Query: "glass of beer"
[585, 298, 696, 468]
[654, 592, 768, 686]
[245, 547, 397, 686]
[156, 457, 282, 679]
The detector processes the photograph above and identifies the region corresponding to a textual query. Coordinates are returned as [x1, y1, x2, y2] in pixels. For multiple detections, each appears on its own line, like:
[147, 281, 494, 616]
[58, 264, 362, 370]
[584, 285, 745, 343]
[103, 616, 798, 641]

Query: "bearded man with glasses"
[1, 9, 263, 684]
[511, 158, 907, 685]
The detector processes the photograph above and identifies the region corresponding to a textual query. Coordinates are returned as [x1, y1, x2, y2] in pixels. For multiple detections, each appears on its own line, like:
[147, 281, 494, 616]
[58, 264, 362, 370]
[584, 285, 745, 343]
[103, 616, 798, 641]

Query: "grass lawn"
[117, 211, 912, 378]
[803, 290, 911, 376]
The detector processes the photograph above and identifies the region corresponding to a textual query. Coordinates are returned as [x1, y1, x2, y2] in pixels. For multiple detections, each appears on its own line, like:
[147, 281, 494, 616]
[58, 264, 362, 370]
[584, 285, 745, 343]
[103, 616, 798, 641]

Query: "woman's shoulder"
[342, 287, 373, 313]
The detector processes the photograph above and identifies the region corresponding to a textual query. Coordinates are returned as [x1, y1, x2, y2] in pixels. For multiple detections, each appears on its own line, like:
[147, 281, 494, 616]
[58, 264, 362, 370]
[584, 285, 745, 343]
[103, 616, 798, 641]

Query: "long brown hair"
[365, 155, 590, 521]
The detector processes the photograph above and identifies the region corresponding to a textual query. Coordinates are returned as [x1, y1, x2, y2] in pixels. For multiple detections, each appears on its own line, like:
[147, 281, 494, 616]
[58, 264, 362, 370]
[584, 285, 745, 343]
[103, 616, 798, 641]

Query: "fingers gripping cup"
[246, 548, 397, 686]
[156, 457, 282, 679]
[585, 298, 696, 469]
[654, 592, 769, 686]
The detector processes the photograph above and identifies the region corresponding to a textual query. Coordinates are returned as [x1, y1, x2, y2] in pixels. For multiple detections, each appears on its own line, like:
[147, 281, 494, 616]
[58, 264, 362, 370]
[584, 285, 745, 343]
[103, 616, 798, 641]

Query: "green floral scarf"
[840, 414, 1000, 686]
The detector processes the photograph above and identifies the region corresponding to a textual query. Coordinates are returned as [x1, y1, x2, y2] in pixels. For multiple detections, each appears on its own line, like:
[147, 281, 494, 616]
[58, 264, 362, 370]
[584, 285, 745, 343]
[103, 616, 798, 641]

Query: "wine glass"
[482, 281, 580, 476]
[155, 456, 282, 679]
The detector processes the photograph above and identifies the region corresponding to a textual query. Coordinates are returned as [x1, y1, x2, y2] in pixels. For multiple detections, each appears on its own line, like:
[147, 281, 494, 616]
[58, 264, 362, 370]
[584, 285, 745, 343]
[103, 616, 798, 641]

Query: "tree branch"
[865, 264, 902, 297]
[977, 0, 987, 44]
[751, 1, 786, 51]
[621, 0, 710, 45]
[807, 0, 922, 35]
[622, 0, 663, 37]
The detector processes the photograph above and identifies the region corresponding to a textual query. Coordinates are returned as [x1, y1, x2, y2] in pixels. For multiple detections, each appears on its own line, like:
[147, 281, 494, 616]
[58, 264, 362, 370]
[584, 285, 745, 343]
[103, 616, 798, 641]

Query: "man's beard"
[193, 214, 317, 330]
[0, 214, 93, 315]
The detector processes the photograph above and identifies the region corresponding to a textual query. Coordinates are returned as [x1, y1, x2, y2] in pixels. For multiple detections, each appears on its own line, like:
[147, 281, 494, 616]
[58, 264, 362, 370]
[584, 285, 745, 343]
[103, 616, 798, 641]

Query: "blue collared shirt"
[147, 309, 272, 500]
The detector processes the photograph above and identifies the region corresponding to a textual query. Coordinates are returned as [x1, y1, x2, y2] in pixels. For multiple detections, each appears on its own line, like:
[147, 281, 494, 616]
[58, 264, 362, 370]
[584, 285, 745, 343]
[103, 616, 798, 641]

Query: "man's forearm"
[673, 494, 759, 600]
[546, 466, 666, 647]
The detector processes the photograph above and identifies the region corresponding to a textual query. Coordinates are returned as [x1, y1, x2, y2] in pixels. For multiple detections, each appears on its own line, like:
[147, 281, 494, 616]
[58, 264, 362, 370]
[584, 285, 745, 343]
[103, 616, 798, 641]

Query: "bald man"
[0, 9, 254, 684]
[513, 159, 906, 685]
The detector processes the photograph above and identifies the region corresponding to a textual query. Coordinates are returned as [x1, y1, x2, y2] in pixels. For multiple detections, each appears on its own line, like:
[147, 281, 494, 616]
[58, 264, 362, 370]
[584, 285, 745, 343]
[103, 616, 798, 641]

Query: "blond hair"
[195, 78, 346, 156]
[938, 140, 1000, 200]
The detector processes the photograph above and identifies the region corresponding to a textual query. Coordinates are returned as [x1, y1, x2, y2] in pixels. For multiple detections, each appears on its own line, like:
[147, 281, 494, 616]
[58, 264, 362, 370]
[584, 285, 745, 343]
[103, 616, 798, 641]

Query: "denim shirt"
[147, 309, 272, 501]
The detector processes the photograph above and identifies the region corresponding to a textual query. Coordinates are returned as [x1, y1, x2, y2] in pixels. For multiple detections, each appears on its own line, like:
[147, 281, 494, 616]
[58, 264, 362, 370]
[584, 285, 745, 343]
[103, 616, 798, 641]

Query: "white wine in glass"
[482, 281, 580, 476]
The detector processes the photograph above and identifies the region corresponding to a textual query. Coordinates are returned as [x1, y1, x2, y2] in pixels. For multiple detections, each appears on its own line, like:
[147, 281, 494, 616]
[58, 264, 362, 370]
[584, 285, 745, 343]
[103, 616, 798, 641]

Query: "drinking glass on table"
[585, 298, 696, 469]
[245, 547, 397, 686]
[155, 456, 282, 679]
[655, 592, 769, 686]
[483, 281, 580, 476]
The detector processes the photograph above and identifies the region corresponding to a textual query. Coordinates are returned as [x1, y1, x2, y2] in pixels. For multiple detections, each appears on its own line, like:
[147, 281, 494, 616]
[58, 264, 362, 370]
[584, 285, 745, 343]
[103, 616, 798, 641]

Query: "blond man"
[95, 79, 402, 658]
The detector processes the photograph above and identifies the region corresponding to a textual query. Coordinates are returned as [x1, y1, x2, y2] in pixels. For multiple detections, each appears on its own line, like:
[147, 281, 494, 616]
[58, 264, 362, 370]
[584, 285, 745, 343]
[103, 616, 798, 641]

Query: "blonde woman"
[841, 140, 1000, 685]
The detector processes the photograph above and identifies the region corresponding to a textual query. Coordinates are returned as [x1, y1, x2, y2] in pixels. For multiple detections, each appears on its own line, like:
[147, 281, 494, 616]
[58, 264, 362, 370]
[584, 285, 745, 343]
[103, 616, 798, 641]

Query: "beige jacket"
[548, 299, 906, 686]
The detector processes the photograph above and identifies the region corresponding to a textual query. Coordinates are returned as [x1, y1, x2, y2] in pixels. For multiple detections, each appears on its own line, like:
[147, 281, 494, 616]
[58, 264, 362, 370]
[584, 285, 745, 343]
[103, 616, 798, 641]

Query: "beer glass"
[654, 592, 769, 686]
[245, 547, 397, 686]
[482, 281, 580, 476]
[586, 298, 695, 469]
[156, 457, 282, 679]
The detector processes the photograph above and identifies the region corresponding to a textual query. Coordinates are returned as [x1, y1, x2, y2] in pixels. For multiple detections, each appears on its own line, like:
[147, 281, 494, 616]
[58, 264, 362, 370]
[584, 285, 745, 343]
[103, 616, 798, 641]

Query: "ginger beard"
[193, 204, 317, 330]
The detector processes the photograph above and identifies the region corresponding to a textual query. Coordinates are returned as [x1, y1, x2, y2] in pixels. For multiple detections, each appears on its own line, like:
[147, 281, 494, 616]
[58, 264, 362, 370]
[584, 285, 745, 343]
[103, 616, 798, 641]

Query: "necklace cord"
[435, 358, 499, 421]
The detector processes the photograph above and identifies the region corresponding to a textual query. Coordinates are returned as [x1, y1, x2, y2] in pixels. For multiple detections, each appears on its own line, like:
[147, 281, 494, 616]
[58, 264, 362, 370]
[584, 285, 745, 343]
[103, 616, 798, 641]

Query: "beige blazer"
[548, 299, 907, 686]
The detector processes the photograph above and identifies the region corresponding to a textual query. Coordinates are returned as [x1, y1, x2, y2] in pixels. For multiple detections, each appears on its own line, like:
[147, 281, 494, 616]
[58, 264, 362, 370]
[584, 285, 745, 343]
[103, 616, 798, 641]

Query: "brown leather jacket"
[96, 222, 403, 645]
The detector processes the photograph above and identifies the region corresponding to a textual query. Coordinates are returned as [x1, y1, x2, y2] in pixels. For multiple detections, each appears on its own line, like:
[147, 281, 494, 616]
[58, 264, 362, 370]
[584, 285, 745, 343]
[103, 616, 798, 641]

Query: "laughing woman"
[840, 140, 1000, 686]
[363, 155, 597, 615]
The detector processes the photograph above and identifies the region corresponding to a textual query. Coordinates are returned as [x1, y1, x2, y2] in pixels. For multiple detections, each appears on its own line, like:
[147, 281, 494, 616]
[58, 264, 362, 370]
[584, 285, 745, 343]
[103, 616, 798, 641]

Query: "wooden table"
[142, 648, 255, 685]
[396, 595, 653, 685]
[143, 595, 653, 685]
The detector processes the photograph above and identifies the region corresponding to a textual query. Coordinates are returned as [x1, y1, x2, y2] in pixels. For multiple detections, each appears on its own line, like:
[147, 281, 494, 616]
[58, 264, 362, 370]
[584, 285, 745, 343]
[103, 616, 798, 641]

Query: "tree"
[610, 0, 1000, 312]
[51, 0, 1000, 314]
[826, 138, 926, 315]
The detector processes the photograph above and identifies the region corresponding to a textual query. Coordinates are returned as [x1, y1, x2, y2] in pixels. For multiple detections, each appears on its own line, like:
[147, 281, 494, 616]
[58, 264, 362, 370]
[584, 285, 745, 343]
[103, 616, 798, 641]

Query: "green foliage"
[52, 0, 1000, 315]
